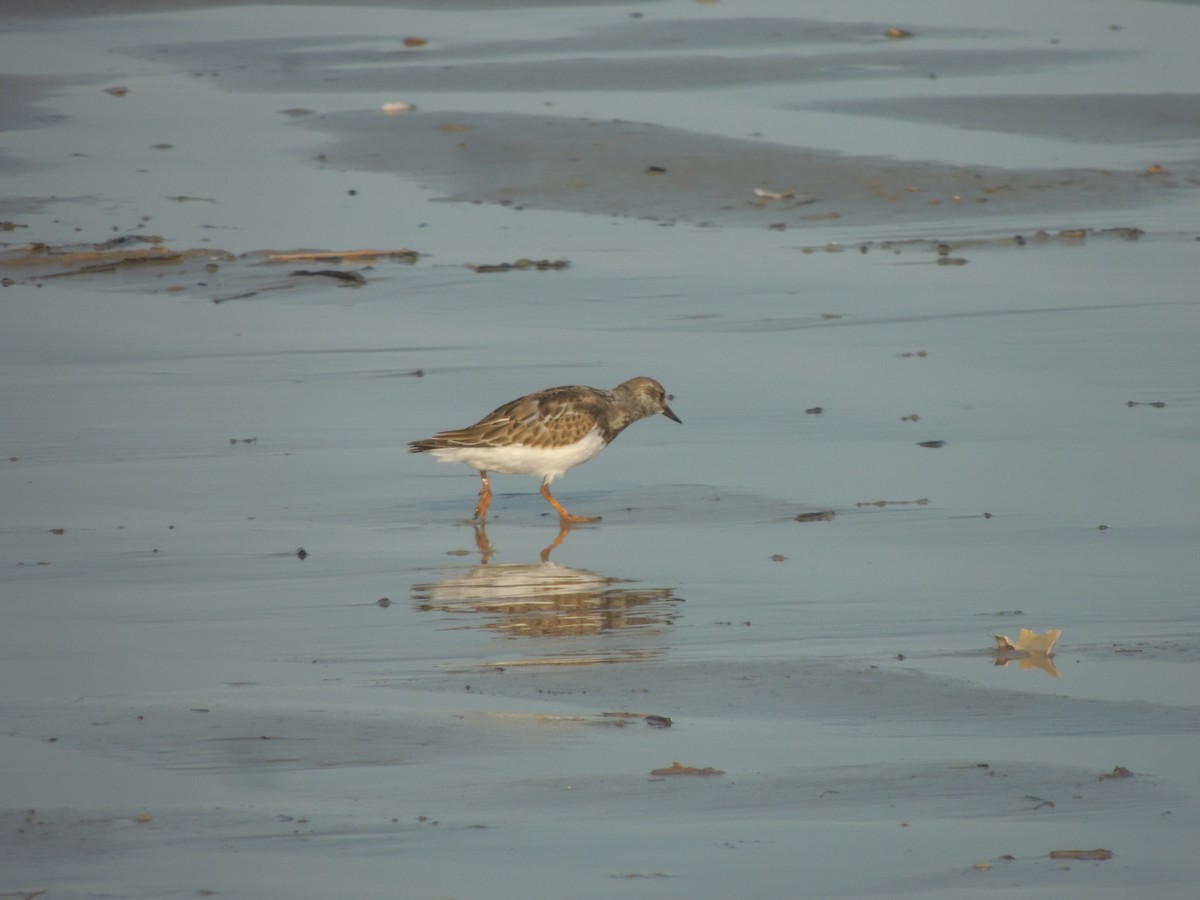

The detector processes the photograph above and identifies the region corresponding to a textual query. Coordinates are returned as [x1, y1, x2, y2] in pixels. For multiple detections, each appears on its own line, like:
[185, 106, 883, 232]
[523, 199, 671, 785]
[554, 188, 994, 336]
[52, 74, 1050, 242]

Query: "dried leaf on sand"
[994, 627, 1061, 655]
[993, 627, 1061, 676]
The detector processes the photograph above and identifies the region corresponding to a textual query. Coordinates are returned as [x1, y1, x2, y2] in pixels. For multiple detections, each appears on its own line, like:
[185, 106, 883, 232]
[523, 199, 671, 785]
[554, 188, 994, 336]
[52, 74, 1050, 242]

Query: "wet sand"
[3, 1, 1200, 898]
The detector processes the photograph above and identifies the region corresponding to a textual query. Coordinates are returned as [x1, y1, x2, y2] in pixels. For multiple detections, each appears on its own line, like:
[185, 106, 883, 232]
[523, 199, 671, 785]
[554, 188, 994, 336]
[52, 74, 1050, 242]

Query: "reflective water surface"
[3, 1, 1199, 897]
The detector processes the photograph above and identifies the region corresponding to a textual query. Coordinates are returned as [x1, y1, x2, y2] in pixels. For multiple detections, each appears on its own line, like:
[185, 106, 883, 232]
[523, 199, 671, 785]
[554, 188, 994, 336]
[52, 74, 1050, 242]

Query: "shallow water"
[3, 1, 1200, 898]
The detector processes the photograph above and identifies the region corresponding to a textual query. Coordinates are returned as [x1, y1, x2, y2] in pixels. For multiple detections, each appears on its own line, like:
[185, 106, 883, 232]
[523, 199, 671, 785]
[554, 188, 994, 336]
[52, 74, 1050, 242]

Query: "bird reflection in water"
[412, 523, 682, 639]
[473, 521, 574, 564]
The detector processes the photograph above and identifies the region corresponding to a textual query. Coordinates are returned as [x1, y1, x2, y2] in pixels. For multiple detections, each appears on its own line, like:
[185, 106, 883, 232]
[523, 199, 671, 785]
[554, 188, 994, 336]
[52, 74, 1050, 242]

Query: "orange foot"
[540, 482, 601, 525]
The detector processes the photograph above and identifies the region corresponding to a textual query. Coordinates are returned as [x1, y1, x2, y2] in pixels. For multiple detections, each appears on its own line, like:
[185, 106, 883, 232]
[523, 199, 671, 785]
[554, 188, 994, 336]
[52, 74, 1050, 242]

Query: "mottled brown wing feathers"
[409, 385, 613, 452]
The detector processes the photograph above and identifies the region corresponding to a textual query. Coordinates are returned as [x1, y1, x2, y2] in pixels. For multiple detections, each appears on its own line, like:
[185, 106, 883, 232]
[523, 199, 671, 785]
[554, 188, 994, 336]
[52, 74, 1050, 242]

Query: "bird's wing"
[424, 386, 610, 449]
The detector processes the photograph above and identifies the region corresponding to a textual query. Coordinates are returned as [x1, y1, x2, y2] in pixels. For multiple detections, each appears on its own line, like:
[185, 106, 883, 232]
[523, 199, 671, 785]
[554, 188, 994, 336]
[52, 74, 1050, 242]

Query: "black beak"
[662, 404, 682, 424]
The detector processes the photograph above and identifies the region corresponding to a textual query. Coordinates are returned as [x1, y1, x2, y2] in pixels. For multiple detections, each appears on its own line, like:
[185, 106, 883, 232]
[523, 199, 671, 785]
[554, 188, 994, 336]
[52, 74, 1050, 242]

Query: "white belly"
[428, 428, 607, 483]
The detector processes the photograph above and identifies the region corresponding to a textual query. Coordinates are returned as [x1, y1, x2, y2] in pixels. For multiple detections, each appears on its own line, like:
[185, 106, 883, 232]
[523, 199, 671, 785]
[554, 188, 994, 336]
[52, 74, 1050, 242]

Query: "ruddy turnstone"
[409, 376, 681, 523]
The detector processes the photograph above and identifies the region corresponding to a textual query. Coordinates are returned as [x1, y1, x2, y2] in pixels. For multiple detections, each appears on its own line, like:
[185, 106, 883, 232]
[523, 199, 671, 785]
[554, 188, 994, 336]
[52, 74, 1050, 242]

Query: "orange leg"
[540, 481, 600, 524]
[473, 471, 493, 521]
